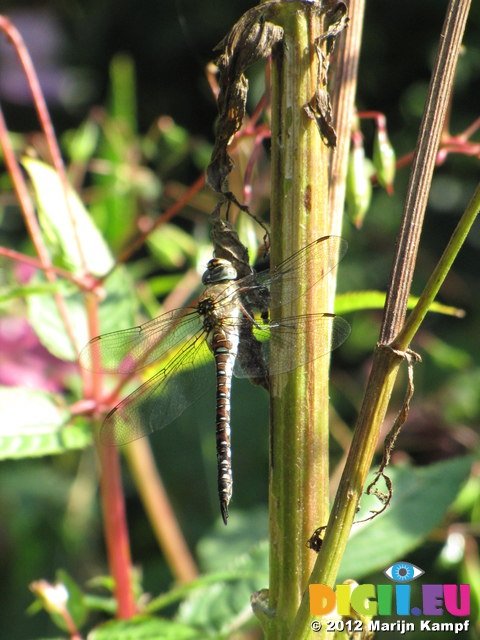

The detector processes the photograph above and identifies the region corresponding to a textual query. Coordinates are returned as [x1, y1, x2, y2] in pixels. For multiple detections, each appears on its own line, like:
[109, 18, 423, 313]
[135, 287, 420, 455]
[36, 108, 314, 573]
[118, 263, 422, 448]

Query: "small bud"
[346, 142, 372, 228]
[29, 580, 69, 614]
[373, 122, 396, 193]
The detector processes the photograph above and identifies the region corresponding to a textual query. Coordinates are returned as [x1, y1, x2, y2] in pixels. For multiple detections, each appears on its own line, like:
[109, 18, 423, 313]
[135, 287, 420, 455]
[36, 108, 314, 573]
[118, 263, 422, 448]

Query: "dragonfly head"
[202, 258, 238, 284]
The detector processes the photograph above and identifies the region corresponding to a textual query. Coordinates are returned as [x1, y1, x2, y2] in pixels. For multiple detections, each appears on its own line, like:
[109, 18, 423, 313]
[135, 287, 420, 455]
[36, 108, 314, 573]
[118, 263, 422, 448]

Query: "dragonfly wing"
[79, 307, 201, 373]
[268, 314, 350, 375]
[251, 236, 347, 310]
[100, 331, 215, 446]
[235, 314, 350, 378]
[233, 321, 269, 384]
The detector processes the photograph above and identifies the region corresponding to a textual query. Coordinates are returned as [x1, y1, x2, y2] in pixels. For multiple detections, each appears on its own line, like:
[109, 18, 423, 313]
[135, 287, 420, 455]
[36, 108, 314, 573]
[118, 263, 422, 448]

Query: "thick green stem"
[288, 1, 472, 638]
[267, 4, 332, 638]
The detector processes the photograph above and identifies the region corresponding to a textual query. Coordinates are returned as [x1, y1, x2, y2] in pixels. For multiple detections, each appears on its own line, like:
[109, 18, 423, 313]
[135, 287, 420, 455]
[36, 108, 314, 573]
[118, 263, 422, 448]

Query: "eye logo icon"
[384, 561, 424, 583]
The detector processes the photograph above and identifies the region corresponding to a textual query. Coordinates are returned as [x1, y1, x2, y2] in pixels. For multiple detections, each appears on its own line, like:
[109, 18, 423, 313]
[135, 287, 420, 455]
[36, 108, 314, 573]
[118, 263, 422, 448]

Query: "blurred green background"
[1, 0, 480, 638]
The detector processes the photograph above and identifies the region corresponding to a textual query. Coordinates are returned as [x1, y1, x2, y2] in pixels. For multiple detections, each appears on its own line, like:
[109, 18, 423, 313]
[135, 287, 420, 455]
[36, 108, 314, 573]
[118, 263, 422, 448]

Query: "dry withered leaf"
[304, 2, 348, 147]
[305, 84, 337, 148]
[206, 2, 283, 196]
[207, 0, 348, 197]
[210, 204, 251, 278]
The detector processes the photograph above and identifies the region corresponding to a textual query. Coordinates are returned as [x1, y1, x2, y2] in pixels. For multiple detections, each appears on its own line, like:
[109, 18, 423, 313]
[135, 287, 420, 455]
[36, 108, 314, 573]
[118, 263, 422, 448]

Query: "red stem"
[115, 172, 206, 268]
[0, 246, 87, 288]
[84, 294, 136, 618]
[0, 104, 81, 357]
[0, 13, 137, 618]
[98, 444, 137, 618]
[0, 15, 88, 275]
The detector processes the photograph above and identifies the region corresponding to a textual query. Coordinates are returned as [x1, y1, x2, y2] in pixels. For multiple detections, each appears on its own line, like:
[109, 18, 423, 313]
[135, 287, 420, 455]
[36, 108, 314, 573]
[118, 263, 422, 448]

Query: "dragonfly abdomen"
[210, 325, 240, 525]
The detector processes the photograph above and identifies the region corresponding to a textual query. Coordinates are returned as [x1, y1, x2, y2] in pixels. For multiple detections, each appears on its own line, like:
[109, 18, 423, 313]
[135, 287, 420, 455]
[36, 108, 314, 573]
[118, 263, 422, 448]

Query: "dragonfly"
[79, 235, 350, 524]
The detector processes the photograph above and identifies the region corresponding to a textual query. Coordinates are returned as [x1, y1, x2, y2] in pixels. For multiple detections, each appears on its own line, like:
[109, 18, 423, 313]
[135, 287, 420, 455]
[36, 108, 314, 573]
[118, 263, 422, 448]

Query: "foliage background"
[1, 0, 480, 638]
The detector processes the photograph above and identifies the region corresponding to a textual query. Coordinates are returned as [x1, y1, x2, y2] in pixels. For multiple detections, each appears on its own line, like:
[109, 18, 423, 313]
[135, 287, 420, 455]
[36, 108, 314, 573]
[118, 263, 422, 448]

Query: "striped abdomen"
[210, 325, 240, 525]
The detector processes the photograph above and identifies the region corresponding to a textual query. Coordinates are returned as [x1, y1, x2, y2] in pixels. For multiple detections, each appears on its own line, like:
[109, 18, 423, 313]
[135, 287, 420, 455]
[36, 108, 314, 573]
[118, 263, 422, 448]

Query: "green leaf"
[191, 139, 214, 171]
[28, 279, 88, 361]
[421, 334, 472, 370]
[62, 118, 100, 163]
[28, 266, 136, 361]
[147, 223, 197, 270]
[88, 616, 200, 640]
[196, 508, 269, 573]
[0, 387, 91, 459]
[22, 157, 114, 276]
[155, 118, 190, 172]
[177, 515, 268, 635]
[335, 290, 464, 317]
[0, 280, 65, 303]
[237, 213, 262, 266]
[109, 53, 137, 131]
[55, 569, 89, 630]
[147, 274, 184, 298]
[338, 457, 474, 582]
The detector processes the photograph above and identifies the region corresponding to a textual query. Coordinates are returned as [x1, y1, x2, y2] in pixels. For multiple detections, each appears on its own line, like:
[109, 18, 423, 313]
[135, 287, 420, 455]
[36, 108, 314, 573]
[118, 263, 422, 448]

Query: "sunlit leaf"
[28, 266, 136, 361]
[0, 280, 65, 303]
[62, 118, 100, 163]
[335, 290, 464, 317]
[0, 387, 91, 459]
[22, 157, 114, 276]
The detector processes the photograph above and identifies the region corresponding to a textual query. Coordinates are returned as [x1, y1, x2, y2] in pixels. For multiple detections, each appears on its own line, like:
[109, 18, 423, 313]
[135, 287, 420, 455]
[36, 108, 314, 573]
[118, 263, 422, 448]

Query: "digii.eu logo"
[309, 561, 471, 635]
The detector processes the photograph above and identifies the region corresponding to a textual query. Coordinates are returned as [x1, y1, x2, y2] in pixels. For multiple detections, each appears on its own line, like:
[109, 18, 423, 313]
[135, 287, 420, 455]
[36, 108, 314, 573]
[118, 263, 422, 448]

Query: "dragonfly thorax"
[202, 258, 238, 285]
[198, 282, 242, 334]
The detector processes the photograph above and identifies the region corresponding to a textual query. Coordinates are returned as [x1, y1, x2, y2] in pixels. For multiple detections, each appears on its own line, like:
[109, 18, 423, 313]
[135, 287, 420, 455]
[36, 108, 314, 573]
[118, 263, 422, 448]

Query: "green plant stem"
[288, 0, 472, 638]
[395, 181, 480, 350]
[265, 4, 333, 638]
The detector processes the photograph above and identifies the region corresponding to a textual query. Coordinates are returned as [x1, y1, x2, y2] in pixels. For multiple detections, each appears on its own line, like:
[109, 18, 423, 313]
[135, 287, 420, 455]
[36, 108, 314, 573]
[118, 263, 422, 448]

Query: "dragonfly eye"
[202, 258, 238, 284]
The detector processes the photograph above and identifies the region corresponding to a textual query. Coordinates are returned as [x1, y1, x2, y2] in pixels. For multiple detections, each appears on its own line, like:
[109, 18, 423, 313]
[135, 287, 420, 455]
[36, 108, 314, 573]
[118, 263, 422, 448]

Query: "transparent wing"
[234, 235, 347, 310]
[100, 331, 215, 446]
[82, 234, 349, 445]
[233, 313, 350, 378]
[79, 307, 201, 374]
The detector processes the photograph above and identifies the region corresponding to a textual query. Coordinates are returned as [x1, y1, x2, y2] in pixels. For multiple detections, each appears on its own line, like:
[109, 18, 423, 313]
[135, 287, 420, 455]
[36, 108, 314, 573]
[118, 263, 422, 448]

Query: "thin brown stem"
[328, 0, 365, 239]
[115, 173, 206, 268]
[380, 0, 472, 344]
[125, 440, 199, 584]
